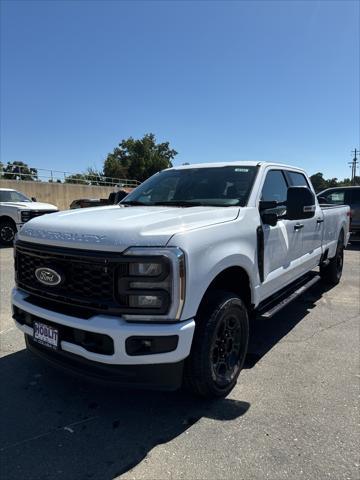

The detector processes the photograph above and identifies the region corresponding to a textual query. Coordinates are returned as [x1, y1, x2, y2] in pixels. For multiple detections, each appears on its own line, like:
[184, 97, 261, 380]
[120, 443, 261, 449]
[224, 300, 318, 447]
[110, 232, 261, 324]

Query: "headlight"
[21, 211, 31, 222]
[129, 262, 163, 277]
[116, 247, 185, 322]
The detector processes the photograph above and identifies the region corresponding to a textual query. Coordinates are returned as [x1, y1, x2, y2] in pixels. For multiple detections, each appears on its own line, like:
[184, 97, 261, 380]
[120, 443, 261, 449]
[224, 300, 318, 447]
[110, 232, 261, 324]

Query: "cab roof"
[170, 161, 306, 172]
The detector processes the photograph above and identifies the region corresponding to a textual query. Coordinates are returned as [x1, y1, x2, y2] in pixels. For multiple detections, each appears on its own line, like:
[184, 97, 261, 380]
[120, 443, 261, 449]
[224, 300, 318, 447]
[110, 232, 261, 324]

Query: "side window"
[324, 190, 345, 205]
[261, 170, 288, 203]
[286, 171, 309, 187]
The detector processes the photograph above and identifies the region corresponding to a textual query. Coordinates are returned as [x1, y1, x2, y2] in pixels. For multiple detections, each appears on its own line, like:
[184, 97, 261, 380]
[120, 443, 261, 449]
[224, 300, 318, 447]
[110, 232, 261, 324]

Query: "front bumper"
[25, 335, 185, 390]
[12, 288, 195, 367]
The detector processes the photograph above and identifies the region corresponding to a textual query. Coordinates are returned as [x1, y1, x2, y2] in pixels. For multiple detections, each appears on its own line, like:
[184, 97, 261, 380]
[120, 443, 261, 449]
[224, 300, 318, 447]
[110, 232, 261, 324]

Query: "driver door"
[258, 169, 303, 300]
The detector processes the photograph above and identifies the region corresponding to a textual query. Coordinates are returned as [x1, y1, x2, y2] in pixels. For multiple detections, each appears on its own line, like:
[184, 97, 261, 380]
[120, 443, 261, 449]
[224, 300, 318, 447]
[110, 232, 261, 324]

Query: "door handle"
[316, 218, 324, 224]
[294, 223, 304, 231]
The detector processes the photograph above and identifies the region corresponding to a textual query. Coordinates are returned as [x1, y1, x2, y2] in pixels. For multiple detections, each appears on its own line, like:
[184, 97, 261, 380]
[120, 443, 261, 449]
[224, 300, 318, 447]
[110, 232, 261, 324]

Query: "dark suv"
[318, 186, 360, 236]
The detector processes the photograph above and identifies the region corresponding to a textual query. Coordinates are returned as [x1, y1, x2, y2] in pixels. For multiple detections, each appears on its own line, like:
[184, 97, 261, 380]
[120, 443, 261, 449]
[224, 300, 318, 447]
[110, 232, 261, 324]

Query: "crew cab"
[0, 188, 58, 246]
[11, 162, 350, 397]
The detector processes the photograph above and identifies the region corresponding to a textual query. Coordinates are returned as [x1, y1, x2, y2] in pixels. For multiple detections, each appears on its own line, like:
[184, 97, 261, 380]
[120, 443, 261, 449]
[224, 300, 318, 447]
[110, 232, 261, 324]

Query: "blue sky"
[1, 0, 359, 180]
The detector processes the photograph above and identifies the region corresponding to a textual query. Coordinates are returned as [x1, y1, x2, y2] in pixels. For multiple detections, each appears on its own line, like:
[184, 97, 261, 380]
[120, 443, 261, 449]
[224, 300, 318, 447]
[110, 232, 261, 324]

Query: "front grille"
[22, 210, 57, 222]
[29, 210, 57, 220]
[15, 241, 128, 312]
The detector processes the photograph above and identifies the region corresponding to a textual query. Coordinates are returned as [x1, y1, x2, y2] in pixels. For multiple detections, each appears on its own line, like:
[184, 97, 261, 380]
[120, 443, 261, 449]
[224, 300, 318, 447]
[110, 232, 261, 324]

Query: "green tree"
[85, 167, 107, 186]
[2, 161, 38, 181]
[339, 178, 352, 186]
[326, 177, 338, 188]
[103, 133, 177, 182]
[309, 172, 328, 192]
[64, 173, 88, 184]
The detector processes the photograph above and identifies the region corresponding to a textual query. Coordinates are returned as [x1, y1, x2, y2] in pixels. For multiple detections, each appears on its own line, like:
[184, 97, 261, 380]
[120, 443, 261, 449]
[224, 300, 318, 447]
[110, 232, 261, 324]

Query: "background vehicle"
[70, 198, 108, 209]
[12, 162, 349, 398]
[0, 188, 58, 246]
[70, 190, 129, 209]
[317, 186, 360, 237]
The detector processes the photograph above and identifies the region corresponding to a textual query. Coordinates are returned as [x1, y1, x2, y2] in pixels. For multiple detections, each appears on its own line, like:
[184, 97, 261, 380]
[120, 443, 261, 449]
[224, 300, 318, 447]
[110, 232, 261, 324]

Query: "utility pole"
[349, 149, 359, 184]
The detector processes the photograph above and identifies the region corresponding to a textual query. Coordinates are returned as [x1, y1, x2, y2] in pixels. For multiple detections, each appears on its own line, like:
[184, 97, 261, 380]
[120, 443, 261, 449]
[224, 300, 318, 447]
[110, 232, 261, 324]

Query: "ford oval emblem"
[35, 267, 62, 286]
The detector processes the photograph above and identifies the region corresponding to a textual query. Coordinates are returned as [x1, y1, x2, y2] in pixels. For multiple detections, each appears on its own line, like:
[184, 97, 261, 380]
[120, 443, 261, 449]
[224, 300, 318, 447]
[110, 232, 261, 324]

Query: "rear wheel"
[185, 291, 249, 398]
[0, 219, 17, 246]
[320, 233, 344, 286]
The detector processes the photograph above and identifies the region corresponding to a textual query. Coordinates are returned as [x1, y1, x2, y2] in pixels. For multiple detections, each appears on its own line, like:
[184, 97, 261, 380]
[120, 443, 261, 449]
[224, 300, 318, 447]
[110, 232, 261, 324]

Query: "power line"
[348, 148, 359, 184]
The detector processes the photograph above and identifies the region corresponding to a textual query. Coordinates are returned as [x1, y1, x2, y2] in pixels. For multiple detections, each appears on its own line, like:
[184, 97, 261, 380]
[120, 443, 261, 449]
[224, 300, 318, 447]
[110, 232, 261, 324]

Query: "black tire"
[0, 219, 17, 246]
[320, 233, 344, 286]
[184, 290, 249, 398]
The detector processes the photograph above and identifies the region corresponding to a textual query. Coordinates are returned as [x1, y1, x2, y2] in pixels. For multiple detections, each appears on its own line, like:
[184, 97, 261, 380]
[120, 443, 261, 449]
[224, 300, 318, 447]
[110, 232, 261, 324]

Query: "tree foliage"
[64, 167, 107, 185]
[310, 172, 359, 192]
[1, 161, 38, 181]
[103, 133, 177, 182]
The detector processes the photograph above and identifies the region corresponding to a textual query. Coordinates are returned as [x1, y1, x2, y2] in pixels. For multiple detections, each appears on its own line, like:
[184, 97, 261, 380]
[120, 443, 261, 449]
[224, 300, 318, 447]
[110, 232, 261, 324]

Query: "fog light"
[129, 295, 162, 308]
[125, 336, 179, 356]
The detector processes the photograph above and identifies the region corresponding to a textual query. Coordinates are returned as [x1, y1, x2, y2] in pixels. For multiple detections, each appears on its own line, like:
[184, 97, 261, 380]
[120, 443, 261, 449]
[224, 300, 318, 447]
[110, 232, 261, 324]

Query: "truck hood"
[1, 201, 58, 210]
[17, 205, 240, 251]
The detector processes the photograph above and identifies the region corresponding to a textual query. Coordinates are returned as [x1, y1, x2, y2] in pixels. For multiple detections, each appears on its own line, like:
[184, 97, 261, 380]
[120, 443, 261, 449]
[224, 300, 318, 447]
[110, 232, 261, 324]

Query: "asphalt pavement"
[0, 243, 359, 480]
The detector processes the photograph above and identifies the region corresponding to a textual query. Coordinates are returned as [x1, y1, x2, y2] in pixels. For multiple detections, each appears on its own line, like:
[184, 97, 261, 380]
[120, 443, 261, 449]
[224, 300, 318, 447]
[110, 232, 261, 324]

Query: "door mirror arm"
[261, 211, 278, 226]
[260, 202, 287, 226]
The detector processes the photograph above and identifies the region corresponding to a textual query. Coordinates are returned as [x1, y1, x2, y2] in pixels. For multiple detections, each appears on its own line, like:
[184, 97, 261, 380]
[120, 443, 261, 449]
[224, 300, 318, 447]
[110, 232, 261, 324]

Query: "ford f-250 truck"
[0, 188, 58, 246]
[11, 162, 350, 397]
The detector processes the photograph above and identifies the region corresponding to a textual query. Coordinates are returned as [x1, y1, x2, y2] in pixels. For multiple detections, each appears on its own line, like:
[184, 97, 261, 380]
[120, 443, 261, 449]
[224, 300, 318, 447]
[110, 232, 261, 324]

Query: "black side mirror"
[31, 197, 37, 202]
[287, 186, 315, 220]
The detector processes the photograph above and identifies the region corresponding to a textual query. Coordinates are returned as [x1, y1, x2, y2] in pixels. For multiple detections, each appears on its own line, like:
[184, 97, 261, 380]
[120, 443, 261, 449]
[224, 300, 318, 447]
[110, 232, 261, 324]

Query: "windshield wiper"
[121, 200, 151, 206]
[153, 201, 203, 207]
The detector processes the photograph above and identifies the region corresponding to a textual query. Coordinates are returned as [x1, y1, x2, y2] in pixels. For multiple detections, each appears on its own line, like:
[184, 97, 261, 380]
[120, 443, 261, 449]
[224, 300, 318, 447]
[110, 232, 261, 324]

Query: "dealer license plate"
[33, 321, 59, 350]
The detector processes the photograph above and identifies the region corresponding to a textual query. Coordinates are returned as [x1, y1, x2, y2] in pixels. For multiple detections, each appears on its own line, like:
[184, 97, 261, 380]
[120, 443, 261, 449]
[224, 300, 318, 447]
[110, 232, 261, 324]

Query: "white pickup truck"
[11, 162, 350, 397]
[0, 188, 58, 246]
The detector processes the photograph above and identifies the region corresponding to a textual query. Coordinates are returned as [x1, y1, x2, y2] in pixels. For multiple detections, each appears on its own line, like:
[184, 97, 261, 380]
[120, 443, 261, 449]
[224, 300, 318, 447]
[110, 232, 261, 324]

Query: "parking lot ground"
[0, 243, 359, 480]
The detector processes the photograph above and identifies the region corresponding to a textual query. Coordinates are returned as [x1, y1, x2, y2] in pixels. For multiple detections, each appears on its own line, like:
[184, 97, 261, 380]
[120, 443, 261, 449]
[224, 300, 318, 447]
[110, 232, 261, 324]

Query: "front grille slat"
[22, 210, 57, 222]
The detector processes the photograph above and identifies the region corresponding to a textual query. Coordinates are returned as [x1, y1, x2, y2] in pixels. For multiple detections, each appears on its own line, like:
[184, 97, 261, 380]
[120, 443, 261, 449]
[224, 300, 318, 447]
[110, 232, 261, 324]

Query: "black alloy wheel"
[185, 290, 249, 398]
[0, 220, 16, 246]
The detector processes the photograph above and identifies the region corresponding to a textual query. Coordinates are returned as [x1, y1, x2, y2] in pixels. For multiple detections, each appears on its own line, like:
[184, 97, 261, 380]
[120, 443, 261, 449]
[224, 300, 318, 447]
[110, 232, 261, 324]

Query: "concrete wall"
[0, 179, 129, 210]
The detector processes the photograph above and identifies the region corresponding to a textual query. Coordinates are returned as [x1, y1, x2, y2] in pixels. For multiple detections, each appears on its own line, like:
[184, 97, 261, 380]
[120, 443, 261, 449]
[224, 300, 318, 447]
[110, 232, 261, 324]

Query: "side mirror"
[287, 186, 315, 220]
[31, 197, 37, 202]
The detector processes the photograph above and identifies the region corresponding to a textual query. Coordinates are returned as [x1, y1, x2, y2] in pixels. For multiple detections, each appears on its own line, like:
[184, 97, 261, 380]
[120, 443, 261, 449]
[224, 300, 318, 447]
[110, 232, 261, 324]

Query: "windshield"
[0, 190, 32, 202]
[122, 166, 258, 207]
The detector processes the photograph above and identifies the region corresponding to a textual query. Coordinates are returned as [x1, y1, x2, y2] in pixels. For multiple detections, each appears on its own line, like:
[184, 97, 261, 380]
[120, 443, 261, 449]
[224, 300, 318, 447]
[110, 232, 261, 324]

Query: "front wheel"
[0, 219, 17, 246]
[184, 291, 249, 398]
[320, 234, 344, 286]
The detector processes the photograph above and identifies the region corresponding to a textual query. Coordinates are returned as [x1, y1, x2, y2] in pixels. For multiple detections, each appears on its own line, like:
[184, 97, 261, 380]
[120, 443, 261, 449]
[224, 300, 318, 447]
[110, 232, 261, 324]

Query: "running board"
[258, 274, 321, 319]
